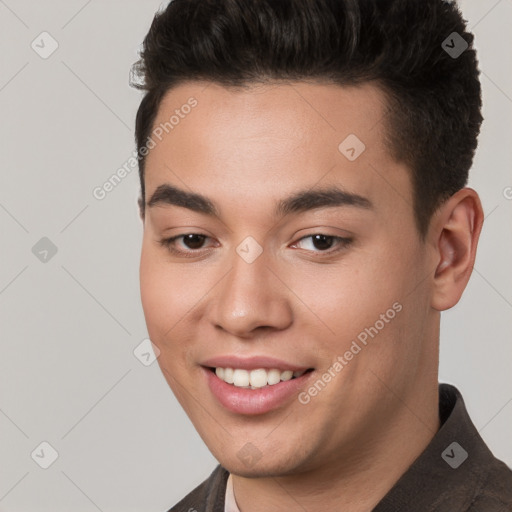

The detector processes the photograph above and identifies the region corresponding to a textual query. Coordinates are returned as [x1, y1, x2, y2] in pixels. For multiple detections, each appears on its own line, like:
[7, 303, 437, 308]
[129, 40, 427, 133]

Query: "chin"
[216, 448, 309, 479]
[223, 461, 295, 479]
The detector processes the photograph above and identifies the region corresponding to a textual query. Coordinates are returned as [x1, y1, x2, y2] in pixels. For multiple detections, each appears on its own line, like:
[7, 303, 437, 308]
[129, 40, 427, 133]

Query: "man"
[130, 0, 512, 510]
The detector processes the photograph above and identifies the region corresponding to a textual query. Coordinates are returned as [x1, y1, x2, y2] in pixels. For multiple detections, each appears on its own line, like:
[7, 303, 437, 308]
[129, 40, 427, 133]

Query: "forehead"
[143, 80, 412, 222]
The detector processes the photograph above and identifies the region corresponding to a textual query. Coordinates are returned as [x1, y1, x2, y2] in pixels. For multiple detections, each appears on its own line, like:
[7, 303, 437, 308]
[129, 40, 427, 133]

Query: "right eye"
[159, 233, 215, 257]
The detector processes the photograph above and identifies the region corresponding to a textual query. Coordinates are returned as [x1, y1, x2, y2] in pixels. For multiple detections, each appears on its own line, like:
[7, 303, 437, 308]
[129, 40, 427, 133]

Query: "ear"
[430, 188, 484, 311]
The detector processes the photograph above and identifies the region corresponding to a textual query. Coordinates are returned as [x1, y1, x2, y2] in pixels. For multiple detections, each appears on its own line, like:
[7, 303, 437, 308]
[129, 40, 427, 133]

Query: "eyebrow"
[147, 183, 373, 218]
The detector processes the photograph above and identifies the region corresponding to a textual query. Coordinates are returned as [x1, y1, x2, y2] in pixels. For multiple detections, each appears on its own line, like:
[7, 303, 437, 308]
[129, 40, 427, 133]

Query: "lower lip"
[203, 367, 313, 415]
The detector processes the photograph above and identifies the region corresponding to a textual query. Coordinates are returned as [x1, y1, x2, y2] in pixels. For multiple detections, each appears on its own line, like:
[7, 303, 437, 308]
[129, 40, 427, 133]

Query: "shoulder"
[435, 384, 512, 511]
[166, 465, 229, 512]
[466, 456, 512, 511]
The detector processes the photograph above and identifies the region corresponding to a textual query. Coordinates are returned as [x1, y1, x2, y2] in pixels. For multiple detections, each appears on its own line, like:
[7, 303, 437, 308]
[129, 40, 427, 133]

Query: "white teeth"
[214, 367, 308, 388]
[280, 370, 293, 381]
[223, 367, 234, 384]
[267, 368, 281, 385]
[232, 369, 250, 387]
[249, 369, 268, 388]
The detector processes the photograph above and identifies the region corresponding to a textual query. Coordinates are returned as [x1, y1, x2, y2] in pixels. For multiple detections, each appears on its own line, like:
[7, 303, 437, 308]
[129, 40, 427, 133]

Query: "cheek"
[139, 250, 195, 391]
[341, 244, 431, 365]
[321, 246, 420, 350]
[139, 243, 212, 366]
[139, 245, 184, 343]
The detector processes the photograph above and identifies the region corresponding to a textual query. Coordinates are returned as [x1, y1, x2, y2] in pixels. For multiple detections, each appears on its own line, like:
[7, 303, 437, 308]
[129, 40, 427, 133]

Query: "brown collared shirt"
[168, 383, 512, 511]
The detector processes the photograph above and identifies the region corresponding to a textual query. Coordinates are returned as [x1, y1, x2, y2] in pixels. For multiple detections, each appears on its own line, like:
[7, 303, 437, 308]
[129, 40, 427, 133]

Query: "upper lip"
[201, 355, 312, 372]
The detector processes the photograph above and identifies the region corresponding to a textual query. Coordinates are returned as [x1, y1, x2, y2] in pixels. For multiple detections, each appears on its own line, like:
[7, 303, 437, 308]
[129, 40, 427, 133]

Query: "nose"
[210, 246, 293, 338]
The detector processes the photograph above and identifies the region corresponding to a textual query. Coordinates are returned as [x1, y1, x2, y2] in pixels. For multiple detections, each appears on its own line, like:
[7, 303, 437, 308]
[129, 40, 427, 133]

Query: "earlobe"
[431, 188, 484, 311]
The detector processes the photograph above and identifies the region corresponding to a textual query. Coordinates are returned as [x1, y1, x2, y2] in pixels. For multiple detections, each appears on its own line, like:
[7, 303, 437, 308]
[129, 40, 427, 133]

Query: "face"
[139, 81, 439, 477]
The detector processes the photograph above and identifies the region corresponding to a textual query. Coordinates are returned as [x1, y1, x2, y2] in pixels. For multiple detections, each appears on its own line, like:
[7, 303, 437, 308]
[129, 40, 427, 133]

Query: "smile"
[212, 367, 310, 389]
[201, 363, 314, 415]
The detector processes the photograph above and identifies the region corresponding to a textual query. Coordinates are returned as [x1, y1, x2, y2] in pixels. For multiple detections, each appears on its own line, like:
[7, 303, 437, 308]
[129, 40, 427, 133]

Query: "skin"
[139, 81, 483, 511]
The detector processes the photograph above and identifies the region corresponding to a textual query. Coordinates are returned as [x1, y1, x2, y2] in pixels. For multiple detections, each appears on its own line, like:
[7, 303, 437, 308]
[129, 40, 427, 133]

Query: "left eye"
[292, 234, 352, 253]
[159, 233, 352, 256]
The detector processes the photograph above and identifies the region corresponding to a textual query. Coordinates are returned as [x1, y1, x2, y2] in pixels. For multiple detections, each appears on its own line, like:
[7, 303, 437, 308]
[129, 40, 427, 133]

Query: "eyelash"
[158, 233, 353, 258]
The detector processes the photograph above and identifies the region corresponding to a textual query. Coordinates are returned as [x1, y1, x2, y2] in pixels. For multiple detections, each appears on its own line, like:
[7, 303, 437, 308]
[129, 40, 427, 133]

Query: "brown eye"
[311, 234, 336, 250]
[292, 234, 353, 255]
[159, 233, 213, 257]
[179, 234, 207, 249]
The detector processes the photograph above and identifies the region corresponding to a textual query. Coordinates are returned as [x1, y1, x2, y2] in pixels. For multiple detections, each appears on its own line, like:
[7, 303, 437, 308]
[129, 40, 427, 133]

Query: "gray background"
[0, 0, 511, 510]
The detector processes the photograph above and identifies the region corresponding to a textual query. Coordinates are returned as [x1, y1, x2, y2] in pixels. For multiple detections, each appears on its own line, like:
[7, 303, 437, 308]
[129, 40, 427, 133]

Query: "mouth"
[201, 364, 315, 415]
